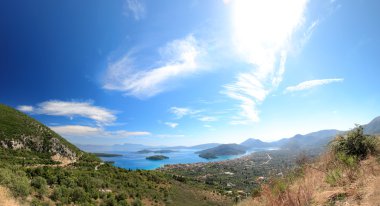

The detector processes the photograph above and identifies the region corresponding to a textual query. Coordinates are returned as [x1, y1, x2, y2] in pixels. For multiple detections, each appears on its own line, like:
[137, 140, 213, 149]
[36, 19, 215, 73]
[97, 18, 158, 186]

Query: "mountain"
[276, 129, 341, 150]
[196, 143, 247, 159]
[240, 138, 272, 148]
[363, 116, 380, 135]
[0, 104, 80, 162]
[188, 143, 221, 150]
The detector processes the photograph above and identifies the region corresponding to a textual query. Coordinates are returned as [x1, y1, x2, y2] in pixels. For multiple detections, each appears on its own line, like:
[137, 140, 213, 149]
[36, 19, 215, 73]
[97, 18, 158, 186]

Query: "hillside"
[197, 144, 247, 159]
[0, 104, 232, 206]
[0, 104, 81, 163]
[238, 127, 380, 206]
[364, 116, 380, 134]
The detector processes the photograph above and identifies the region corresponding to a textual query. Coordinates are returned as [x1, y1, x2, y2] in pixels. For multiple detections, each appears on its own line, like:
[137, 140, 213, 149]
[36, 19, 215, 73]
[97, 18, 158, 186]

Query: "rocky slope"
[0, 104, 80, 162]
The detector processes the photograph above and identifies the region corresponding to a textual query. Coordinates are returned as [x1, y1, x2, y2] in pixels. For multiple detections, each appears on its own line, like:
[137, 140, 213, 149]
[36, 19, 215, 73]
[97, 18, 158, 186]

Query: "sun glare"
[231, 0, 307, 76]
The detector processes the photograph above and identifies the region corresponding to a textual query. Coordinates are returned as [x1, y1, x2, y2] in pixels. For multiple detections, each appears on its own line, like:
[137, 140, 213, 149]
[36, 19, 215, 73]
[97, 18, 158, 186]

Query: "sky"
[1, 0, 380, 146]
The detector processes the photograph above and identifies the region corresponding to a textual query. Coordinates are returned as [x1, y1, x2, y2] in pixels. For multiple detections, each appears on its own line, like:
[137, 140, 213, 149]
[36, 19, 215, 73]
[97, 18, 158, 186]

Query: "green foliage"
[131, 198, 142, 206]
[336, 152, 358, 168]
[31, 176, 48, 197]
[270, 179, 287, 195]
[325, 169, 342, 186]
[0, 167, 31, 198]
[330, 125, 378, 159]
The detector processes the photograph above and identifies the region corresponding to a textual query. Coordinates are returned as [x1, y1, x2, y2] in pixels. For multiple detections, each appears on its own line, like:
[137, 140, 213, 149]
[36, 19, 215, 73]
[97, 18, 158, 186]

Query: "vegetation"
[92, 153, 123, 157]
[196, 144, 247, 159]
[330, 125, 378, 159]
[146, 155, 169, 160]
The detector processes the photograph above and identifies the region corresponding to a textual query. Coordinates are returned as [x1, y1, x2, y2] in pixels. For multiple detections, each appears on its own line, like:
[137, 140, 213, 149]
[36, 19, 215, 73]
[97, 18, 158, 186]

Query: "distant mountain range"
[195, 116, 380, 159]
[77, 116, 380, 156]
[77, 142, 221, 153]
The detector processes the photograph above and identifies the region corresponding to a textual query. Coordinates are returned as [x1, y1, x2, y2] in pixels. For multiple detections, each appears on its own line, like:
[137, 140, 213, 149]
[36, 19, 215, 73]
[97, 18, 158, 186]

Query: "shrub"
[330, 125, 378, 159]
[325, 169, 342, 186]
[31, 176, 48, 197]
[132, 198, 143, 206]
[0, 168, 31, 198]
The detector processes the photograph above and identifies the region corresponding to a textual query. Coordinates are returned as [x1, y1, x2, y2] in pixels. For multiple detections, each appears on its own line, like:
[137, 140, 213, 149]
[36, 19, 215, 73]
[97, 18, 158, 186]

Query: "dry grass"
[238, 151, 380, 206]
[0, 186, 23, 206]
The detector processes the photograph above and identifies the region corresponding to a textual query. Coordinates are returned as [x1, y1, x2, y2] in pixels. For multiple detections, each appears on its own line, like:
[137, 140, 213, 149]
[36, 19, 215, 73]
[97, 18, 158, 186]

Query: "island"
[146, 155, 169, 161]
[137, 149, 177, 154]
[196, 144, 247, 159]
[137, 149, 153, 154]
[91, 153, 123, 157]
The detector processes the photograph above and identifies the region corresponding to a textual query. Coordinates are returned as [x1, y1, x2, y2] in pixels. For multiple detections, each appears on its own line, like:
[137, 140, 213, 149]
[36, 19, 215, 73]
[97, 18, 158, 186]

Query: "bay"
[98, 148, 275, 170]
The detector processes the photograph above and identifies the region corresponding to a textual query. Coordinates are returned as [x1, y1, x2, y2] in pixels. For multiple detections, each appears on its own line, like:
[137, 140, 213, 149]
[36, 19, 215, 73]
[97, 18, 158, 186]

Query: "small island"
[154, 149, 177, 154]
[137, 149, 153, 154]
[146, 155, 169, 161]
[137, 149, 177, 154]
[198, 153, 217, 159]
[91, 153, 123, 157]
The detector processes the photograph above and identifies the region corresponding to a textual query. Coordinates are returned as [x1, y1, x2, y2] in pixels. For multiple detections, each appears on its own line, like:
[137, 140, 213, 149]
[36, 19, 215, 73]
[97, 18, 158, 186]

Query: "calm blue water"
[99, 148, 273, 170]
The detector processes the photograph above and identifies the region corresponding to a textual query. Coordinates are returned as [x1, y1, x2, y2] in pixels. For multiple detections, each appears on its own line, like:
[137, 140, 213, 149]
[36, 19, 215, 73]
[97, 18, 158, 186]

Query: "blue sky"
[1, 0, 380, 146]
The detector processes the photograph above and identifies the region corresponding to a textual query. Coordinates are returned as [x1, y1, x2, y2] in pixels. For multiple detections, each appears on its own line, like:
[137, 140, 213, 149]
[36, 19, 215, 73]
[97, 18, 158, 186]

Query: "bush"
[330, 125, 378, 159]
[0, 168, 31, 198]
[325, 169, 342, 186]
[31, 176, 48, 197]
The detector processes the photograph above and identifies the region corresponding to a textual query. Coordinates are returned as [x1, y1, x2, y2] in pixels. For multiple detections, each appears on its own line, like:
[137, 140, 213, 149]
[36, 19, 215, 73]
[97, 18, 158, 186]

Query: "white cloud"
[50, 125, 150, 138]
[103, 35, 204, 98]
[123, 0, 146, 20]
[223, 0, 309, 123]
[18, 100, 116, 125]
[198, 116, 218, 122]
[164, 122, 179, 128]
[169, 107, 200, 119]
[17, 105, 34, 112]
[285, 78, 344, 92]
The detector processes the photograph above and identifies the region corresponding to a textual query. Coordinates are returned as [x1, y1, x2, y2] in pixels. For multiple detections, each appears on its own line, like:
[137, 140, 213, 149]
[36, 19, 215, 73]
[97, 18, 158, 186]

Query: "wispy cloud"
[17, 105, 34, 112]
[103, 35, 204, 98]
[50, 125, 150, 138]
[164, 122, 179, 128]
[17, 100, 116, 125]
[223, 0, 309, 123]
[198, 116, 218, 122]
[169, 107, 200, 119]
[285, 78, 344, 93]
[123, 0, 146, 20]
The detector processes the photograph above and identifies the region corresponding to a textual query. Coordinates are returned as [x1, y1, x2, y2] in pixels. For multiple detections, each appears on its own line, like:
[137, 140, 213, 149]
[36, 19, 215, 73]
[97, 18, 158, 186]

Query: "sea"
[98, 148, 273, 170]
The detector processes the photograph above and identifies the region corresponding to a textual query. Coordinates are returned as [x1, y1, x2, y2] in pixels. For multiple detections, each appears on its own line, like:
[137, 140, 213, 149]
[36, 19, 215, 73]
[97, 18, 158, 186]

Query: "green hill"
[197, 144, 247, 159]
[0, 104, 81, 161]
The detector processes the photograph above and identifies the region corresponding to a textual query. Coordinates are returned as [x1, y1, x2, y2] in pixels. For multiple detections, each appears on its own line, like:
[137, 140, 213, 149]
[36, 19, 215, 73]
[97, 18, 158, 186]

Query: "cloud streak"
[50, 125, 150, 139]
[164, 122, 179, 128]
[124, 0, 146, 20]
[285, 78, 344, 92]
[103, 35, 204, 98]
[17, 100, 116, 125]
[169, 107, 200, 119]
